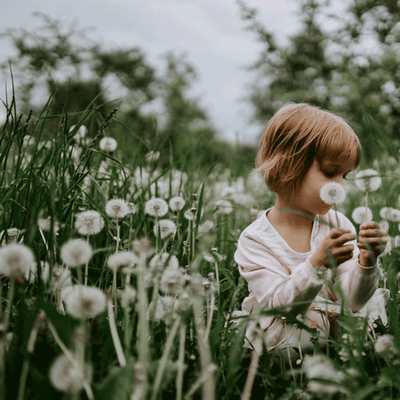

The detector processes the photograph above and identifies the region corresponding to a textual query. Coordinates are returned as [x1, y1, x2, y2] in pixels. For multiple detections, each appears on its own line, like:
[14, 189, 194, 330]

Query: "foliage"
[237, 0, 400, 157]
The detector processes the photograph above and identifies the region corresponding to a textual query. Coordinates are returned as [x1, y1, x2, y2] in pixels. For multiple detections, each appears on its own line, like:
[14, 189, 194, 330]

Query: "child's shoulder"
[239, 209, 274, 240]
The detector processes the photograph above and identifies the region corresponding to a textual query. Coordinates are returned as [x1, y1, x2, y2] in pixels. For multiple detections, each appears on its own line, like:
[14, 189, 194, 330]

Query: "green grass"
[0, 93, 400, 400]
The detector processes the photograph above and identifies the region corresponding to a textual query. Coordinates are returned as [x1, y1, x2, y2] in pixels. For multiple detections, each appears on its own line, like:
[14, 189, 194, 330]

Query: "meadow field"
[0, 97, 400, 400]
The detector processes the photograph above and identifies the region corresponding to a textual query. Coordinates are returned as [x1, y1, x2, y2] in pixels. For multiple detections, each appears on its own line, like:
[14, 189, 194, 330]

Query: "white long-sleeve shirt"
[234, 208, 379, 350]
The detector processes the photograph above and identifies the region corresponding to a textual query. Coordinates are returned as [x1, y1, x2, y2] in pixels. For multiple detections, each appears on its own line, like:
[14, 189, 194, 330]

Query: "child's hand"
[357, 221, 388, 267]
[310, 228, 356, 269]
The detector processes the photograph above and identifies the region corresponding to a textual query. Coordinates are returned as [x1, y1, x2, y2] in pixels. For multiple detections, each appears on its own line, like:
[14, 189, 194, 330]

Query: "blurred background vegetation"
[1, 0, 400, 175]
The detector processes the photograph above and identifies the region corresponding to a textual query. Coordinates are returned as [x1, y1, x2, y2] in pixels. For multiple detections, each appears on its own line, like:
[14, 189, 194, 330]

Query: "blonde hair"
[256, 103, 361, 196]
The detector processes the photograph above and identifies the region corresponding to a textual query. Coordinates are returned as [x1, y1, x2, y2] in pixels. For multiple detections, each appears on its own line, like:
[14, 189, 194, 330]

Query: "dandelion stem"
[176, 323, 187, 400]
[84, 235, 89, 286]
[192, 294, 215, 400]
[205, 289, 215, 340]
[107, 296, 127, 367]
[241, 348, 260, 400]
[3, 279, 15, 330]
[151, 315, 181, 400]
[136, 255, 150, 396]
[17, 314, 41, 400]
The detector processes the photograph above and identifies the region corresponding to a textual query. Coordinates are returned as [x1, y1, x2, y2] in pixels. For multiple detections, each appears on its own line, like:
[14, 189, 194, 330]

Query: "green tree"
[237, 0, 400, 158]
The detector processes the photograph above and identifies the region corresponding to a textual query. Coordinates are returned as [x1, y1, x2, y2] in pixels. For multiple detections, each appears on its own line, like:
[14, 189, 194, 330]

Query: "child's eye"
[323, 171, 335, 178]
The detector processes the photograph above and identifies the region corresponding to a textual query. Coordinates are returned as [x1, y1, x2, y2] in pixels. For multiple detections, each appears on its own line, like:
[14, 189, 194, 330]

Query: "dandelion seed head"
[184, 209, 196, 220]
[105, 199, 129, 219]
[121, 286, 137, 307]
[320, 182, 346, 204]
[351, 206, 373, 224]
[145, 198, 168, 217]
[106, 251, 137, 273]
[26, 261, 50, 283]
[220, 186, 236, 198]
[38, 217, 60, 233]
[160, 267, 185, 295]
[169, 196, 186, 213]
[144, 150, 160, 164]
[303, 355, 348, 395]
[0, 228, 22, 244]
[63, 285, 106, 319]
[75, 210, 104, 236]
[131, 237, 154, 258]
[60, 239, 93, 267]
[127, 202, 137, 215]
[380, 207, 400, 222]
[50, 267, 72, 292]
[147, 296, 178, 321]
[215, 199, 233, 214]
[153, 219, 177, 240]
[375, 334, 397, 354]
[198, 220, 214, 233]
[0, 243, 34, 279]
[355, 169, 382, 192]
[99, 137, 117, 153]
[49, 353, 92, 393]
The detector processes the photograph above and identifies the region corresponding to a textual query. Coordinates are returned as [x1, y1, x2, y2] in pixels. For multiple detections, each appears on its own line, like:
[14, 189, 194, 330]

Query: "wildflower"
[351, 206, 373, 224]
[203, 252, 215, 263]
[153, 219, 177, 240]
[0, 243, 34, 278]
[49, 353, 92, 393]
[106, 251, 137, 273]
[105, 199, 129, 219]
[198, 220, 214, 233]
[145, 198, 169, 217]
[184, 208, 196, 220]
[26, 261, 50, 283]
[60, 239, 93, 267]
[215, 199, 233, 214]
[75, 210, 104, 236]
[160, 267, 185, 295]
[0, 228, 22, 244]
[121, 286, 137, 307]
[147, 296, 178, 321]
[38, 218, 60, 233]
[169, 196, 186, 213]
[355, 169, 382, 191]
[127, 203, 137, 215]
[132, 237, 154, 258]
[375, 334, 398, 354]
[150, 253, 179, 270]
[221, 186, 236, 198]
[144, 150, 160, 164]
[63, 285, 106, 319]
[380, 207, 400, 222]
[99, 137, 117, 153]
[303, 355, 348, 395]
[320, 182, 346, 205]
[50, 267, 72, 292]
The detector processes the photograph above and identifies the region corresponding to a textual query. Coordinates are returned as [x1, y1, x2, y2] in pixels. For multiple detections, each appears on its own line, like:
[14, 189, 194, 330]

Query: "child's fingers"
[334, 233, 356, 246]
[359, 228, 387, 238]
[360, 221, 382, 230]
[330, 228, 352, 239]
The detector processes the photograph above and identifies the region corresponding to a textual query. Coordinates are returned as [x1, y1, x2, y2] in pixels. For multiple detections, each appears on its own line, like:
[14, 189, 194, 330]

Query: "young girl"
[235, 103, 388, 361]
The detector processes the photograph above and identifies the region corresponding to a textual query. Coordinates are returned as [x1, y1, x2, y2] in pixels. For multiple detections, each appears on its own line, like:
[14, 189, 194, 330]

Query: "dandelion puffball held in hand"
[319, 182, 346, 205]
[355, 169, 382, 192]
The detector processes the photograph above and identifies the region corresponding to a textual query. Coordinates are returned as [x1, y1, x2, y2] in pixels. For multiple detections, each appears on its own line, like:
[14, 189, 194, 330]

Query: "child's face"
[292, 155, 355, 216]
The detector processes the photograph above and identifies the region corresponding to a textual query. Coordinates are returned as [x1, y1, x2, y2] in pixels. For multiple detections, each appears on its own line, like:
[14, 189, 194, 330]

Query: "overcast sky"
[1, 0, 334, 143]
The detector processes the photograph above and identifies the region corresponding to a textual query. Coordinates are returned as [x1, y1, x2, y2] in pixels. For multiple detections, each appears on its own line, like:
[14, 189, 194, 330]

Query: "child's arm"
[236, 233, 324, 317]
[331, 216, 383, 311]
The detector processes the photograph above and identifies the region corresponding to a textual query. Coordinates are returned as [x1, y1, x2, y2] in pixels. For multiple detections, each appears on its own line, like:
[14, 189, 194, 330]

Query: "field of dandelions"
[1, 99, 400, 400]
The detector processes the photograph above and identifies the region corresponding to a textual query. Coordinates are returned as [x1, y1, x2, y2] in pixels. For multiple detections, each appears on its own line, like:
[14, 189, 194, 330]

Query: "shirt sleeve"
[332, 212, 379, 312]
[235, 231, 323, 317]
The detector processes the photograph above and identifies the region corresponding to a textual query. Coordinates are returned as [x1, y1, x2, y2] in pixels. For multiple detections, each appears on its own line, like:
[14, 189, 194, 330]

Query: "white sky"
[1, 0, 346, 143]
